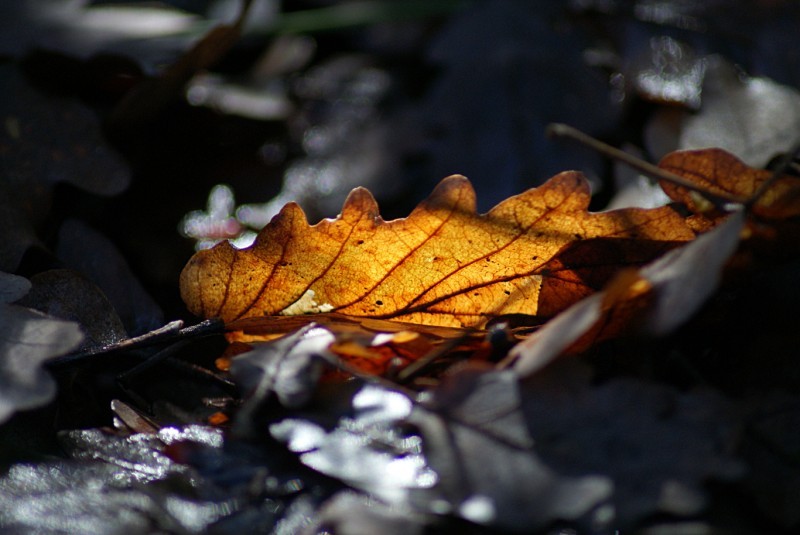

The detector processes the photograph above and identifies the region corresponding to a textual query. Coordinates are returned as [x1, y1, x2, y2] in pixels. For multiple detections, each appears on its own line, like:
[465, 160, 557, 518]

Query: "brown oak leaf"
[180, 173, 694, 329]
[509, 210, 746, 376]
[659, 148, 800, 220]
[659, 148, 800, 257]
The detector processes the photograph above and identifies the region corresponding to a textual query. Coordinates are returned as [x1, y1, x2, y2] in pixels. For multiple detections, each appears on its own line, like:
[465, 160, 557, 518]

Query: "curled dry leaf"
[181, 173, 693, 329]
[659, 148, 800, 219]
[510, 210, 746, 377]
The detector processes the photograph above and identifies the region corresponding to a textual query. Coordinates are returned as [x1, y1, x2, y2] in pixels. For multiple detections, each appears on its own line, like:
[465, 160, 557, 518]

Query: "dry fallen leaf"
[509, 210, 746, 376]
[659, 148, 800, 220]
[181, 173, 694, 329]
[220, 314, 490, 378]
[659, 148, 800, 259]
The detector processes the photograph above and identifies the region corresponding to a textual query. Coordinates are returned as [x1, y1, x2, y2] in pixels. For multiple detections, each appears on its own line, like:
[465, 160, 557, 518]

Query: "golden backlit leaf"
[180, 173, 694, 329]
[659, 148, 800, 219]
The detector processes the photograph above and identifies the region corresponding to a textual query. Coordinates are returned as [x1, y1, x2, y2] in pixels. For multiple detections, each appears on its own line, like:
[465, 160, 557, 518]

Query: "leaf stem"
[546, 123, 749, 206]
[395, 334, 470, 383]
[47, 319, 225, 368]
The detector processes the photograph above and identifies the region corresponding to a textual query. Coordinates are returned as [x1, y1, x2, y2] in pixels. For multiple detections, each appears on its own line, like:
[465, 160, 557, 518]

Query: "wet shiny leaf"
[270, 384, 437, 505]
[0, 425, 239, 534]
[0, 461, 175, 533]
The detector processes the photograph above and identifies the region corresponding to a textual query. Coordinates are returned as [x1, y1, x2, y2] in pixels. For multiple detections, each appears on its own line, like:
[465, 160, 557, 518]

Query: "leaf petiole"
[546, 122, 749, 207]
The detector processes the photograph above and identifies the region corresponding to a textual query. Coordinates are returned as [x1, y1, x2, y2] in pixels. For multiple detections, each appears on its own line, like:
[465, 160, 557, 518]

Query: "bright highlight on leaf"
[180, 172, 693, 328]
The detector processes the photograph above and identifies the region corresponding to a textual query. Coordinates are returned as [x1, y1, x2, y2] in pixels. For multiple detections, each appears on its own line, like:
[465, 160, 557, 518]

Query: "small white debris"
[279, 289, 334, 315]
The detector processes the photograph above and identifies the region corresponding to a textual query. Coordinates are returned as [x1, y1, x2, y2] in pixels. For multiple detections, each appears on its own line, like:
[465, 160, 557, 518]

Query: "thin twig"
[116, 339, 196, 383]
[319, 351, 420, 400]
[47, 319, 225, 368]
[546, 123, 748, 206]
[116, 338, 238, 408]
[395, 334, 471, 383]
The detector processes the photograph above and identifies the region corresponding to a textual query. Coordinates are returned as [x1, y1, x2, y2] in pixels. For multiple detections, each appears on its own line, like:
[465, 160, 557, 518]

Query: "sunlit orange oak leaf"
[659, 148, 800, 219]
[180, 173, 694, 329]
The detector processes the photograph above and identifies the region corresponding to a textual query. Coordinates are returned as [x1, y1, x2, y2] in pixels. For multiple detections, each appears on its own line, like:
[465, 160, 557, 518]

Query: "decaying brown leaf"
[181, 173, 693, 329]
[220, 313, 490, 377]
[509, 210, 746, 376]
[506, 148, 800, 375]
[659, 148, 800, 258]
[659, 148, 800, 219]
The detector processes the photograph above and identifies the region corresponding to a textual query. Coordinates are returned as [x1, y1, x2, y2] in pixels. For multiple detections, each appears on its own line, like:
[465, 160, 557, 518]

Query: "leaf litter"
[0, 271, 84, 424]
[3, 2, 800, 533]
[5, 147, 799, 533]
[167, 145, 800, 532]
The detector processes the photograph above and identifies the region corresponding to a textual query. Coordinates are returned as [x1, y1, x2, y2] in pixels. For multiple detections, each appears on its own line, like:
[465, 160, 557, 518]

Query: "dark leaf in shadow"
[520, 363, 745, 527]
[424, 364, 532, 449]
[17, 268, 127, 350]
[740, 391, 800, 528]
[0, 271, 30, 303]
[57, 219, 163, 336]
[411, 367, 612, 532]
[308, 490, 426, 535]
[0, 65, 129, 271]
